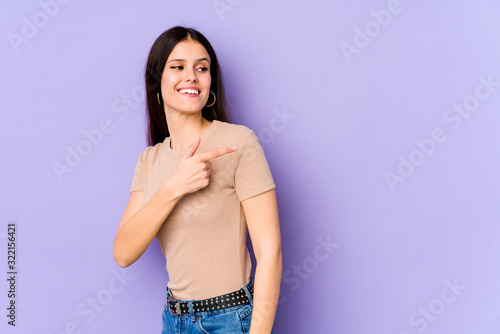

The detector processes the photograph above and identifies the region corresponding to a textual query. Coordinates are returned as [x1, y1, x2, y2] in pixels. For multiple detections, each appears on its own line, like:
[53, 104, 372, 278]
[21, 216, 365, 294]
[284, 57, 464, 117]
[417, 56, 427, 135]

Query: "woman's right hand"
[164, 136, 237, 199]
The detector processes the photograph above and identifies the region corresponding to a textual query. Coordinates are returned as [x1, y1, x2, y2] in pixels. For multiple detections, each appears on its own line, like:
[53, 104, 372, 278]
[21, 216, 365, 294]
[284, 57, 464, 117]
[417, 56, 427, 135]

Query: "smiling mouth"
[177, 88, 200, 95]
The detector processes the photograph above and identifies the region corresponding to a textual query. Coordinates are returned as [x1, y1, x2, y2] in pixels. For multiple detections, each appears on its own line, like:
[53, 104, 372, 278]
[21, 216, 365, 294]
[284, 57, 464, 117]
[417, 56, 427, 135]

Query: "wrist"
[159, 179, 183, 202]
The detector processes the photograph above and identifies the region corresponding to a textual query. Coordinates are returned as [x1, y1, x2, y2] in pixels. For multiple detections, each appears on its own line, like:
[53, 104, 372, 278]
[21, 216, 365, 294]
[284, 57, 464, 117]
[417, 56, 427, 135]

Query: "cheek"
[202, 74, 212, 89]
[161, 75, 180, 93]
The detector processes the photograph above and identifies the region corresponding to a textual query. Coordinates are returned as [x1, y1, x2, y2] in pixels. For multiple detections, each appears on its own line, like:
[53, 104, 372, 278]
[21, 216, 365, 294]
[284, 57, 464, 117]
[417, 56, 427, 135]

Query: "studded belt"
[167, 277, 253, 316]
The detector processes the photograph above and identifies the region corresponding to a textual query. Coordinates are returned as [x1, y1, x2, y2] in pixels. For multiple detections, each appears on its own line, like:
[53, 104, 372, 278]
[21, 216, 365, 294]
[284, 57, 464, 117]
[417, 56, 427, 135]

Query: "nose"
[184, 67, 197, 82]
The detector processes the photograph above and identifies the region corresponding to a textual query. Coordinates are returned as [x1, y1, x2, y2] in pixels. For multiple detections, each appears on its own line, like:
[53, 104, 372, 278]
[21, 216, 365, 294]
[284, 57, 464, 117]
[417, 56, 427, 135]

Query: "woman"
[113, 26, 282, 334]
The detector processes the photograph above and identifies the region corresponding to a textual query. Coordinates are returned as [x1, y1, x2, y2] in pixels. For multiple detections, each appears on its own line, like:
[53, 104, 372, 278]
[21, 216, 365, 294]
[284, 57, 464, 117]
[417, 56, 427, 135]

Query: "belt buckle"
[167, 295, 182, 316]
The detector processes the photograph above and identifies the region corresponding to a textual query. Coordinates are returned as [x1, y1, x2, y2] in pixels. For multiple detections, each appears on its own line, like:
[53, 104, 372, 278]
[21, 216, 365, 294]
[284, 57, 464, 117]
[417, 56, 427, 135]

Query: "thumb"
[181, 136, 201, 160]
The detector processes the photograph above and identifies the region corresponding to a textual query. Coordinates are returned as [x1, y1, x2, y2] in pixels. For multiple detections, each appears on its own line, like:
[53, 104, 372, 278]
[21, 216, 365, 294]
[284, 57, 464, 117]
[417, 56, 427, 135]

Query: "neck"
[165, 112, 211, 150]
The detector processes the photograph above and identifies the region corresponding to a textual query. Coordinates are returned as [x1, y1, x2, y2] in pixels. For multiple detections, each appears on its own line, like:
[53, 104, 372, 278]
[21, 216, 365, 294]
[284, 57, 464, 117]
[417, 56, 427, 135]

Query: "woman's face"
[160, 39, 212, 117]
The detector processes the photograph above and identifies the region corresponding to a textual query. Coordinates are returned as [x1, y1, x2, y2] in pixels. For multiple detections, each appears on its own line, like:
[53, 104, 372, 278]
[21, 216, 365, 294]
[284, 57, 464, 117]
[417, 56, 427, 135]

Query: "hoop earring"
[157, 92, 162, 105]
[205, 91, 216, 108]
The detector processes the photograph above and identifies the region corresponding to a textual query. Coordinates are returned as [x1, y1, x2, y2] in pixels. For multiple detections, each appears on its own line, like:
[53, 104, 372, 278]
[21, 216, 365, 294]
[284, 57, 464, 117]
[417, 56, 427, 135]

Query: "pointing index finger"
[197, 146, 237, 161]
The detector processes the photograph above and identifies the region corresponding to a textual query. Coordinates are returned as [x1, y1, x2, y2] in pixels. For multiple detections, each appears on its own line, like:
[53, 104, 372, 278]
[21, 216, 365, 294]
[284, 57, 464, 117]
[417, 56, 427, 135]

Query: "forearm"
[250, 252, 282, 334]
[113, 185, 180, 267]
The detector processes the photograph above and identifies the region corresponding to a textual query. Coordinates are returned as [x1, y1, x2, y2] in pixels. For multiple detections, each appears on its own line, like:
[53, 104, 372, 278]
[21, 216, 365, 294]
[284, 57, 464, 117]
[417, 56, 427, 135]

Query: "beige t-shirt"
[130, 120, 275, 299]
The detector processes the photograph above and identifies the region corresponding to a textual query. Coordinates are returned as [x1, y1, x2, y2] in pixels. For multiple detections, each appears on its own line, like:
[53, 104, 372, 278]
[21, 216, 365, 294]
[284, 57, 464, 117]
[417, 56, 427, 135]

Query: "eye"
[197, 67, 209, 72]
[170, 66, 183, 70]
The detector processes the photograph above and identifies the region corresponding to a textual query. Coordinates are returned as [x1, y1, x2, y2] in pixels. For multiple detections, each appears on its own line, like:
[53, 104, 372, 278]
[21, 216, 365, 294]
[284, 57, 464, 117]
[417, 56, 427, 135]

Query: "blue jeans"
[161, 277, 274, 334]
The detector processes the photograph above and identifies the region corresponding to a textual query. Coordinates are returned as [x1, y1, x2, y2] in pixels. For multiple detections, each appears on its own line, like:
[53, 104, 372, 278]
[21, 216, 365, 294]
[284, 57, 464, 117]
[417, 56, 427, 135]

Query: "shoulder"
[135, 139, 167, 164]
[214, 121, 266, 164]
[214, 120, 256, 144]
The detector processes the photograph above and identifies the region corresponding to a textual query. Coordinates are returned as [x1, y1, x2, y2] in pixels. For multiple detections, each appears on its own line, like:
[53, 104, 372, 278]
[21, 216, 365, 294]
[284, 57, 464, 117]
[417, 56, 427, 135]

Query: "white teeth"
[179, 89, 199, 95]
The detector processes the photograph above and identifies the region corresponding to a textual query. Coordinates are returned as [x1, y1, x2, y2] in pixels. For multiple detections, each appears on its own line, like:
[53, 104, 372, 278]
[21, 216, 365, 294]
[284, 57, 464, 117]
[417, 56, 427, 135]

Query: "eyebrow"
[167, 58, 211, 64]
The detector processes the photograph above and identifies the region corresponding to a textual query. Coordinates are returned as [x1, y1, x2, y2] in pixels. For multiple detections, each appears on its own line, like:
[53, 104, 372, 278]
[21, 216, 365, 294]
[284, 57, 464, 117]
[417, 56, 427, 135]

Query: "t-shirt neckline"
[163, 119, 220, 158]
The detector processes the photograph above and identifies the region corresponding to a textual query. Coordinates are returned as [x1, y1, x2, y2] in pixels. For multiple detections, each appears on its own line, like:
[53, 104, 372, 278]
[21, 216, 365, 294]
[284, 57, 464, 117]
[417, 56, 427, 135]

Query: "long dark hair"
[144, 26, 229, 146]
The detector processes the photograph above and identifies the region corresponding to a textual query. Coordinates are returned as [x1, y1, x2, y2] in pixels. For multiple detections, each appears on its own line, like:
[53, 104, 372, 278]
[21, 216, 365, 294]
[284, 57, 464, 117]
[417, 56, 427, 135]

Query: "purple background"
[1, 0, 500, 333]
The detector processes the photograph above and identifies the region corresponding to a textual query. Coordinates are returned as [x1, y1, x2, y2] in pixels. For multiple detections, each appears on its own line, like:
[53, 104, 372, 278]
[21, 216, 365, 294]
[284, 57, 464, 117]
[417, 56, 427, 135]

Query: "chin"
[167, 104, 205, 115]
[180, 108, 204, 115]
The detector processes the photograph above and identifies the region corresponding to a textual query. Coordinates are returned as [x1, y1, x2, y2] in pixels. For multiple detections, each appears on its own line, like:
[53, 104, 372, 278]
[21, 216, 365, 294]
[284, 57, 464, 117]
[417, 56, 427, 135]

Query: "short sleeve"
[234, 130, 275, 201]
[130, 150, 146, 192]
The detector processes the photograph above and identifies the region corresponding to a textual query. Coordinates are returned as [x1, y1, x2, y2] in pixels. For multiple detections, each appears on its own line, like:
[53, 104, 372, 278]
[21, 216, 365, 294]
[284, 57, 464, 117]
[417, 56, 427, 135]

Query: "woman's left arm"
[242, 188, 282, 334]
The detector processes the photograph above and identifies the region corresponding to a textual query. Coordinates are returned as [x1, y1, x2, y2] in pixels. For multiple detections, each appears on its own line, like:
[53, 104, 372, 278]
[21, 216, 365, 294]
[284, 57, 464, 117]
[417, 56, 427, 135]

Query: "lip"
[177, 86, 201, 96]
